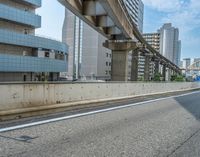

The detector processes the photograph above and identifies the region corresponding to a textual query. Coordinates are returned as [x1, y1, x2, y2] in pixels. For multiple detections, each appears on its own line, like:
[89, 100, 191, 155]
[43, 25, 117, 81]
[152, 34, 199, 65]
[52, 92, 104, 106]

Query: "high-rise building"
[62, 9, 111, 80]
[0, 0, 68, 82]
[158, 23, 181, 66]
[176, 40, 182, 67]
[123, 0, 144, 32]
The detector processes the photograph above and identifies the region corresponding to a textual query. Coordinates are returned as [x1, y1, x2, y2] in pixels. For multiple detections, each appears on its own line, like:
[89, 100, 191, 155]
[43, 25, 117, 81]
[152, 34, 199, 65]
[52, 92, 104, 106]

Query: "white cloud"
[143, 0, 200, 37]
[142, 0, 182, 12]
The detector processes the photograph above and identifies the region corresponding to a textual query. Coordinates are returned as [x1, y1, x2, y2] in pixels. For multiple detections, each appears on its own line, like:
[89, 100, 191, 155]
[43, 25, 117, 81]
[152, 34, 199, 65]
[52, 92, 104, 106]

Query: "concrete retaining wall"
[0, 82, 200, 113]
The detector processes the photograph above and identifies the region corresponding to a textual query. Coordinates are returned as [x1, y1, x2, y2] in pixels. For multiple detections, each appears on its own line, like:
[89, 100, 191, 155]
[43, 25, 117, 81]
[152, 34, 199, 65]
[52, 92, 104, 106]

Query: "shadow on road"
[174, 91, 200, 120]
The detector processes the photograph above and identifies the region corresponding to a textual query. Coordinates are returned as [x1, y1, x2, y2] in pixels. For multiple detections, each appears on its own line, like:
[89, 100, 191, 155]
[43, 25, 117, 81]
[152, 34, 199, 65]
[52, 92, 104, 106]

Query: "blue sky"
[36, 0, 64, 41]
[36, 0, 200, 59]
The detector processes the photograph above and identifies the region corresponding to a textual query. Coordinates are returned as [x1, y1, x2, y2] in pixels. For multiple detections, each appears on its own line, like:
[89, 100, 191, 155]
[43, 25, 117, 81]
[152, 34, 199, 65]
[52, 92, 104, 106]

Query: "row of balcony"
[0, 54, 67, 72]
[0, 4, 41, 28]
[0, 29, 68, 53]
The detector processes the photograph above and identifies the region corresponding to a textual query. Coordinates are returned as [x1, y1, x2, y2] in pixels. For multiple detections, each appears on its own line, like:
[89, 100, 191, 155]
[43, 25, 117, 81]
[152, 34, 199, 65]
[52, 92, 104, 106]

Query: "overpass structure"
[58, 0, 181, 81]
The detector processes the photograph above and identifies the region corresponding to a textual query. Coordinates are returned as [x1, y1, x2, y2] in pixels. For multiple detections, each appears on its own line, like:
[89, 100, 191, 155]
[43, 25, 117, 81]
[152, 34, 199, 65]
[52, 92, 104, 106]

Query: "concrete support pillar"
[166, 68, 171, 81]
[171, 69, 174, 76]
[144, 55, 150, 81]
[162, 64, 166, 81]
[111, 50, 129, 81]
[154, 60, 159, 74]
[131, 50, 139, 81]
[103, 40, 136, 81]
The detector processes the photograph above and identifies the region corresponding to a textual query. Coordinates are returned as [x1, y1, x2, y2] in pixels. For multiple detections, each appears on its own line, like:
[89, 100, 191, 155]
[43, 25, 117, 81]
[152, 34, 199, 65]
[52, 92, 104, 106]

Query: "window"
[105, 71, 108, 75]
[45, 52, 49, 57]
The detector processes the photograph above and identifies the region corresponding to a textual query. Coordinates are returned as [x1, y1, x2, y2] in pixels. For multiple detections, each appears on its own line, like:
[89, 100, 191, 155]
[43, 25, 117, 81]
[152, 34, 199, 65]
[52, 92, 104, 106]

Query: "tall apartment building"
[0, 0, 68, 82]
[62, 9, 111, 80]
[124, 0, 144, 32]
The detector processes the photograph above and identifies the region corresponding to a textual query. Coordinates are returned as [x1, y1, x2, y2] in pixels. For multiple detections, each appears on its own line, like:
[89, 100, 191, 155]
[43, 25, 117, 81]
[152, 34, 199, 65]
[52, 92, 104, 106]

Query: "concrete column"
[103, 40, 136, 81]
[154, 60, 159, 74]
[166, 67, 171, 81]
[171, 69, 174, 76]
[131, 50, 139, 81]
[111, 50, 129, 81]
[162, 64, 166, 81]
[144, 55, 150, 81]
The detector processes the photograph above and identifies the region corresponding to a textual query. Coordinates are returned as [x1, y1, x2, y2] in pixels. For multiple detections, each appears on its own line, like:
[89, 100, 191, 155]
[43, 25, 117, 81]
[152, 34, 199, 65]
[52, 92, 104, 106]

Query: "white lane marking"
[0, 90, 200, 133]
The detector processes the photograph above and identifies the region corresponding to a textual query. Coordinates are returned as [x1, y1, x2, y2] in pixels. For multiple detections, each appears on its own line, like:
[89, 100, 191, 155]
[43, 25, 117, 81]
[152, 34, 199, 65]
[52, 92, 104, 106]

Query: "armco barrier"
[0, 82, 199, 118]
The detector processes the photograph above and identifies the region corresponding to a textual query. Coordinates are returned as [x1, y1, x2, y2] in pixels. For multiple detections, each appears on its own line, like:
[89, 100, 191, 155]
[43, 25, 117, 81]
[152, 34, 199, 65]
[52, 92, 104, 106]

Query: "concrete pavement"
[0, 91, 200, 157]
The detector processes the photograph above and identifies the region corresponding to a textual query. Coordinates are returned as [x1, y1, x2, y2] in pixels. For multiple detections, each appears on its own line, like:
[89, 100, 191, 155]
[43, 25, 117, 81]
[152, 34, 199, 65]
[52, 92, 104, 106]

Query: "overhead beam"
[83, 1, 106, 16]
[96, 16, 115, 27]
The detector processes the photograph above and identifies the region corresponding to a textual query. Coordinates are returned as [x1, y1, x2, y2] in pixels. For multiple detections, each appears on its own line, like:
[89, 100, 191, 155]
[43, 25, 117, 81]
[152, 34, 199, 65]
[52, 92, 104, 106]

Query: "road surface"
[0, 91, 200, 157]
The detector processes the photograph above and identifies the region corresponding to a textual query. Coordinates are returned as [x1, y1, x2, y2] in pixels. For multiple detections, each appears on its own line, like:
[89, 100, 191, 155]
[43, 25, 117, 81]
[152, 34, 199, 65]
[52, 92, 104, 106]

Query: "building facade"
[0, 0, 68, 82]
[62, 9, 111, 80]
[123, 0, 144, 32]
[143, 33, 160, 52]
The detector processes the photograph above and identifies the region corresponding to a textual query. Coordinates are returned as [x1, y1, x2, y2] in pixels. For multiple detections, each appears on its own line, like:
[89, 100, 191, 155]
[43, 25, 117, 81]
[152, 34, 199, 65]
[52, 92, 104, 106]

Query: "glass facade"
[0, 54, 67, 72]
[123, 0, 144, 33]
[0, 4, 41, 28]
[0, 29, 68, 54]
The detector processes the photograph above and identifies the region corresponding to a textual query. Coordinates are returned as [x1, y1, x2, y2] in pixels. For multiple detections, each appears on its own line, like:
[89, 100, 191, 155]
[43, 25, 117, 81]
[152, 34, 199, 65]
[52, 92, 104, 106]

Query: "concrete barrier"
[0, 82, 199, 119]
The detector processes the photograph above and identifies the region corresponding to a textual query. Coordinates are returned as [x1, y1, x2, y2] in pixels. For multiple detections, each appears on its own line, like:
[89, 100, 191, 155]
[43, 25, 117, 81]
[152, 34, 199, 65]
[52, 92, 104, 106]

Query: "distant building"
[194, 58, 200, 63]
[158, 23, 181, 66]
[143, 23, 181, 67]
[182, 58, 191, 69]
[62, 9, 111, 80]
[0, 0, 68, 82]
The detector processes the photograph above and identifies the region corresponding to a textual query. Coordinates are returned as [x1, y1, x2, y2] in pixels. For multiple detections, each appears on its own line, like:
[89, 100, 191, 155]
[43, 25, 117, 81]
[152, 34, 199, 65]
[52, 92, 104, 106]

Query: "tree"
[171, 74, 185, 82]
[153, 73, 161, 81]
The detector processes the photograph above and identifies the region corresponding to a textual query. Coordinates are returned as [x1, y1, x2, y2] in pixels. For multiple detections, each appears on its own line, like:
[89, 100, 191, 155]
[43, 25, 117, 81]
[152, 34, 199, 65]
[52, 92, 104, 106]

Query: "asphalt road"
[0, 91, 200, 157]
